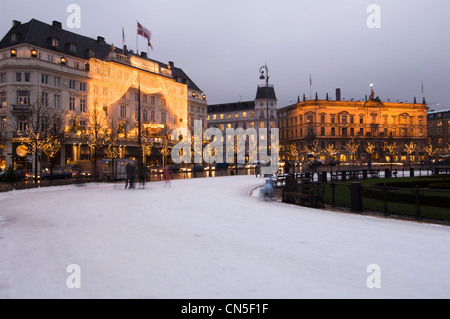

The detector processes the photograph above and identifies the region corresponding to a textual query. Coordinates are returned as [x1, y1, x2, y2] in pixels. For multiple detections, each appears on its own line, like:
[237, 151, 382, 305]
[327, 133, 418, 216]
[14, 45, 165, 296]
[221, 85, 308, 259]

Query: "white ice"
[0, 175, 449, 299]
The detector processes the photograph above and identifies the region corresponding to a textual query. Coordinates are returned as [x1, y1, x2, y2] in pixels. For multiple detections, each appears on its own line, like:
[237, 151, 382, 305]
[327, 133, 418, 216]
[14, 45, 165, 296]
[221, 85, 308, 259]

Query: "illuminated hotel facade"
[0, 19, 207, 170]
[278, 89, 429, 165]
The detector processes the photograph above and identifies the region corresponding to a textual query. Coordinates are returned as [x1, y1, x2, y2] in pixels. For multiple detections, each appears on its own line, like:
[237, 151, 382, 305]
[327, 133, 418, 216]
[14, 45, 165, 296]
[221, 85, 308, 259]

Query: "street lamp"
[259, 64, 270, 141]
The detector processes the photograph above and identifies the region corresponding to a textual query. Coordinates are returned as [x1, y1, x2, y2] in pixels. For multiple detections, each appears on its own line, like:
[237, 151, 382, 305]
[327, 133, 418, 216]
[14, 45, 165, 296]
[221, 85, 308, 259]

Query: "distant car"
[308, 159, 325, 168]
[167, 165, 180, 172]
[41, 169, 72, 180]
[0, 169, 27, 182]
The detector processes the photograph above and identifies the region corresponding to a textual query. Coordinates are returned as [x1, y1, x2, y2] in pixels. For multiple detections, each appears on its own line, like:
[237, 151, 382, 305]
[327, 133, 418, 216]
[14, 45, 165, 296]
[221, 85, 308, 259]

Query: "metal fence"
[324, 181, 450, 222]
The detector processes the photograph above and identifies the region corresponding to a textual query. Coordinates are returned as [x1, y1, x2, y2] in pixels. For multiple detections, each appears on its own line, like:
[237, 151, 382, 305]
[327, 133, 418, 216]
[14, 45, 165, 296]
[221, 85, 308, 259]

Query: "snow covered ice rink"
[1, 175, 450, 299]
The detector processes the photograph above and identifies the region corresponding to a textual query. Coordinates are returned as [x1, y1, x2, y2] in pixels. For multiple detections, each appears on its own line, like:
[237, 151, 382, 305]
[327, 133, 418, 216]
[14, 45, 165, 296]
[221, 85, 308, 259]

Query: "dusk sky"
[1, 0, 449, 110]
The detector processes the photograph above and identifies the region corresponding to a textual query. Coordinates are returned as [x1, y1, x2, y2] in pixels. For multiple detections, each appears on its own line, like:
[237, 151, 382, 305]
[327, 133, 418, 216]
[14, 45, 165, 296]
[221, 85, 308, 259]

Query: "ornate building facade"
[278, 89, 429, 165]
[0, 19, 207, 171]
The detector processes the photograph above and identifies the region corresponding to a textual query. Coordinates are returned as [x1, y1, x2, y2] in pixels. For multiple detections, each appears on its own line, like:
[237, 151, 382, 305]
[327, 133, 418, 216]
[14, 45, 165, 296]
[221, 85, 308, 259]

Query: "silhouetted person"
[125, 163, 135, 189]
[138, 163, 146, 188]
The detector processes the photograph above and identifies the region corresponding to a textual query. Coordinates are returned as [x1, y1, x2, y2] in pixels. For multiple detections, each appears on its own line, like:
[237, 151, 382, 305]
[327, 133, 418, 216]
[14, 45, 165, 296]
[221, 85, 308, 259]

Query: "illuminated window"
[250, 111, 254, 117]
[220, 124, 224, 131]
[0, 91, 6, 107]
[220, 114, 224, 120]
[235, 113, 239, 119]
[17, 90, 29, 104]
[260, 122, 265, 128]
[250, 122, 254, 128]
[51, 38, 60, 47]
[213, 115, 217, 120]
[243, 112, 247, 118]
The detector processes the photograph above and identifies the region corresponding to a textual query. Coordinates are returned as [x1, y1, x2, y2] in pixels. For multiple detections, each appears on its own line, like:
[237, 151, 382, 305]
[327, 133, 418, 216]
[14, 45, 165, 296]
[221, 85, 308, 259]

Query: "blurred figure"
[261, 178, 274, 200]
[138, 163, 146, 189]
[163, 165, 171, 187]
[125, 163, 135, 189]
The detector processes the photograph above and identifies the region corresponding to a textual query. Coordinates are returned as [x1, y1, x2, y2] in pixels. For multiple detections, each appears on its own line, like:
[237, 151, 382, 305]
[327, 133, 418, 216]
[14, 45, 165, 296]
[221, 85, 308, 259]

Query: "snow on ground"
[0, 175, 450, 299]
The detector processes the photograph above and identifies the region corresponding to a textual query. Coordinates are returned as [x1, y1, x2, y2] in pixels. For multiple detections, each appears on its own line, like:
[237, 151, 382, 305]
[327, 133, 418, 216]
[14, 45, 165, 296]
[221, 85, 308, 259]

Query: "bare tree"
[383, 141, 398, 172]
[17, 92, 63, 183]
[403, 141, 416, 169]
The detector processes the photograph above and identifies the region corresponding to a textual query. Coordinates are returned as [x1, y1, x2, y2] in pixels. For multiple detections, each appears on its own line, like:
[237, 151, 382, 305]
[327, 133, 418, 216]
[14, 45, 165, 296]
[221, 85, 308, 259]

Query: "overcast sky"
[1, 0, 449, 110]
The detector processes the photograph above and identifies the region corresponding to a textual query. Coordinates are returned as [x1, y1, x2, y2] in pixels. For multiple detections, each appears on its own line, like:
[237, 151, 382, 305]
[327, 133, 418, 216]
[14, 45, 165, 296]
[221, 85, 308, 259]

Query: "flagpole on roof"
[136, 20, 138, 55]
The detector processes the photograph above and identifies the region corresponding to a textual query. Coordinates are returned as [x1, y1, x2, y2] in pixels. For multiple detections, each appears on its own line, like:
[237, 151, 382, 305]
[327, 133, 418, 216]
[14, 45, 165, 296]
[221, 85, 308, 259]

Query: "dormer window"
[10, 33, 18, 43]
[51, 37, 60, 47]
[69, 43, 77, 53]
[87, 49, 95, 58]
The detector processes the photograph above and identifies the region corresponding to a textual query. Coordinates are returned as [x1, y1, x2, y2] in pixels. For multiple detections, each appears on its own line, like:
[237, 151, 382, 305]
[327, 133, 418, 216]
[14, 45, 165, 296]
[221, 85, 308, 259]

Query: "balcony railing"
[12, 104, 31, 112]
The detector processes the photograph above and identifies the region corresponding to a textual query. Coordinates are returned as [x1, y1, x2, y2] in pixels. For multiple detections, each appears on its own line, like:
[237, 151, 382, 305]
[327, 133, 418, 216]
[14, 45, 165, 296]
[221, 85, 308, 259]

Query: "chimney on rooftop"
[141, 51, 147, 58]
[52, 21, 62, 30]
[97, 36, 105, 45]
[336, 88, 341, 101]
[12, 20, 21, 27]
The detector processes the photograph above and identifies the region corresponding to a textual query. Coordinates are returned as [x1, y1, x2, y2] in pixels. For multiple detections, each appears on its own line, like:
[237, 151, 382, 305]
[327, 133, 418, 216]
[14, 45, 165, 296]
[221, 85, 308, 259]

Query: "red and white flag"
[137, 21, 153, 49]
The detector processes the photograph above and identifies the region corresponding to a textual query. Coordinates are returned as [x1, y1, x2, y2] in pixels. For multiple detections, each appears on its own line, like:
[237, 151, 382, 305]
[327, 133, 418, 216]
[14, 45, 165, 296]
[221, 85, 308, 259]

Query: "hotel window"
[120, 105, 127, 118]
[320, 114, 325, 124]
[24, 72, 30, 82]
[143, 94, 147, 103]
[341, 115, 347, 124]
[342, 127, 348, 136]
[79, 120, 87, 132]
[235, 113, 239, 119]
[0, 92, 6, 107]
[41, 74, 49, 84]
[299, 116, 303, 124]
[0, 73, 6, 83]
[220, 114, 224, 120]
[350, 127, 354, 136]
[54, 95, 61, 109]
[80, 99, 86, 112]
[135, 93, 139, 102]
[79, 82, 86, 92]
[150, 110, 155, 121]
[161, 112, 166, 124]
[260, 122, 265, 128]
[212, 115, 217, 120]
[17, 116, 28, 132]
[250, 122, 255, 128]
[359, 115, 364, 124]
[0, 116, 6, 132]
[69, 80, 76, 90]
[15, 72, 21, 82]
[243, 112, 247, 118]
[17, 90, 30, 105]
[250, 111, 254, 117]
[51, 38, 60, 48]
[359, 128, 364, 136]
[227, 114, 231, 119]
[220, 124, 224, 131]
[69, 97, 75, 110]
[320, 127, 325, 136]
[53, 76, 61, 87]
[330, 115, 335, 124]
[41, 92, 49, 107]
[350, 115, 354, 124]
[307, 116, 313, 124]
[227, 123, 232, 129]
[69, 43, 77, 53]
[151, 96, 155, 105]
